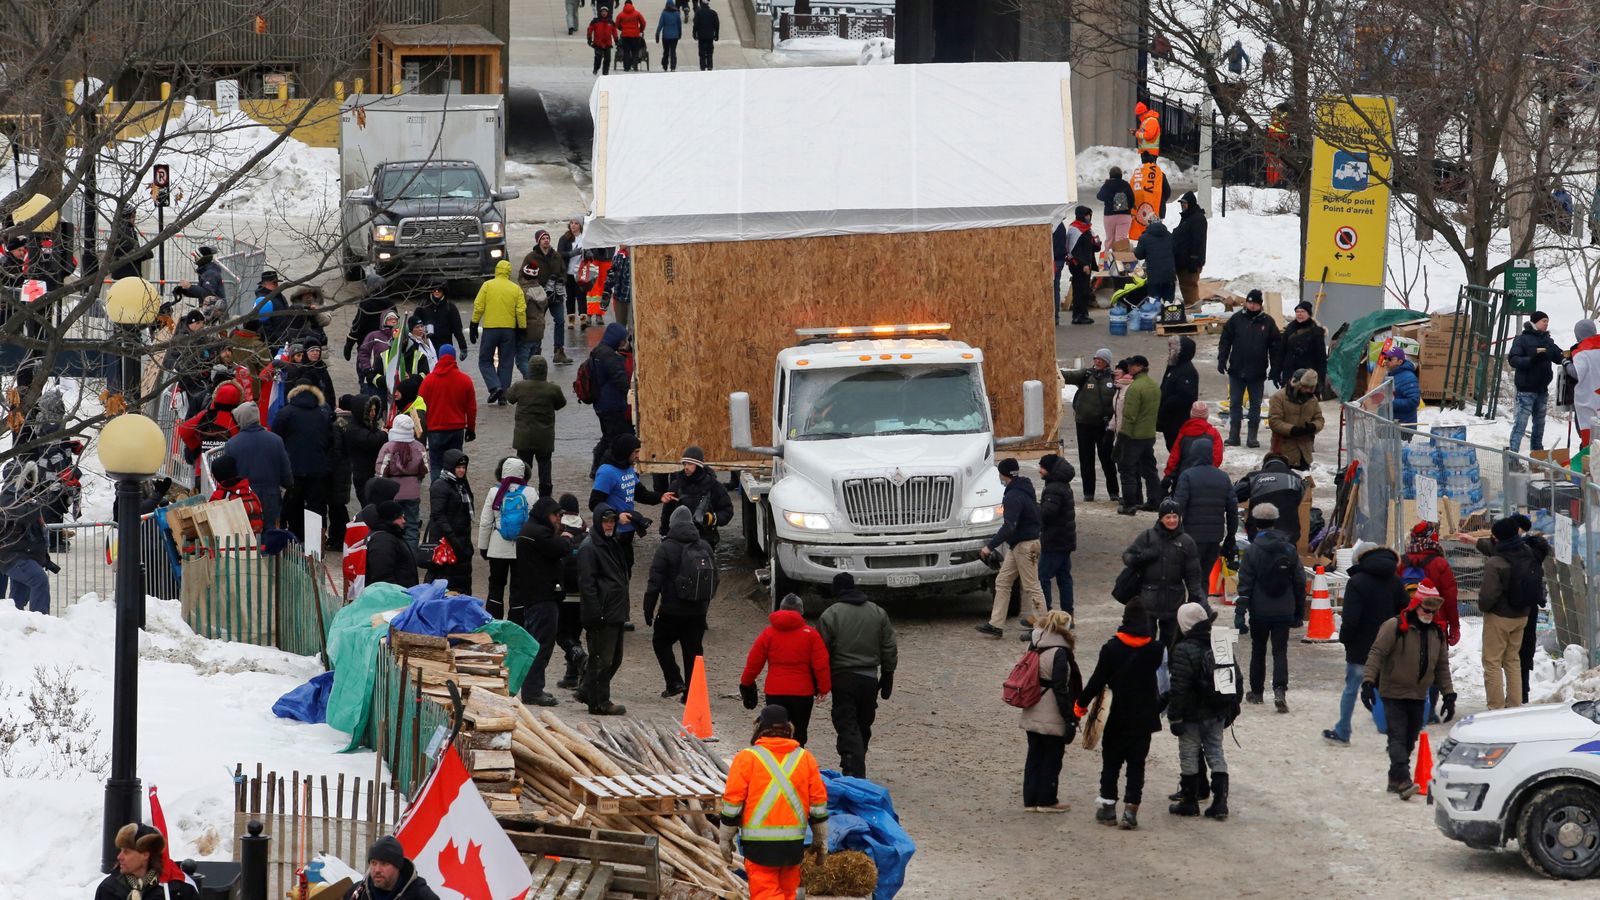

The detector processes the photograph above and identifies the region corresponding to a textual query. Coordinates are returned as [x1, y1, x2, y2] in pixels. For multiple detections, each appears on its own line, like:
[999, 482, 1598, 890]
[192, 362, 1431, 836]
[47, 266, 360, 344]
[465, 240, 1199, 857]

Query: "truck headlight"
[783, 511, 830, 531]
[482, 220, 504, 240]
[967, 504, 1005, 524]
[1442, 742, 1514, 769]
[372, 224, 396, 243]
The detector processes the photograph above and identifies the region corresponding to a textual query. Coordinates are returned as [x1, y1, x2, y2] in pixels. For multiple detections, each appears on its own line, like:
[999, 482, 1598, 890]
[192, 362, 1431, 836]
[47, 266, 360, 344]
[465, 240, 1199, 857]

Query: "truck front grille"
[841, 474, 955, 528]
[397, 216, 480, 245]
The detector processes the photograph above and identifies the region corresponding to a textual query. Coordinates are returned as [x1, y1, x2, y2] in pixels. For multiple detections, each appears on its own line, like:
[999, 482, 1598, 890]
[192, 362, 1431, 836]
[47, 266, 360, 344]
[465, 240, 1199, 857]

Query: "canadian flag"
[396, 746, 532, 900]
[342, 519, 369, 600]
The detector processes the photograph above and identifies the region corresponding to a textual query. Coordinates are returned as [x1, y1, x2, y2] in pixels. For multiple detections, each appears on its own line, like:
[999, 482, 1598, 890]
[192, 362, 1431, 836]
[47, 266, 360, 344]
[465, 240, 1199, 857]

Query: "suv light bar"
[794, 323, 952, 338]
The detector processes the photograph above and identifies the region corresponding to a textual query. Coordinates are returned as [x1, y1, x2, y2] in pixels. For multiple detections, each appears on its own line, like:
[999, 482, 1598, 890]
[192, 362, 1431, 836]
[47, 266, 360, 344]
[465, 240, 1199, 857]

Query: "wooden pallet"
[570, 773, 724, 817]
[529, 856, 613, 900]
[498, 816, 663, 898]
[1156, 319, 1223, 336]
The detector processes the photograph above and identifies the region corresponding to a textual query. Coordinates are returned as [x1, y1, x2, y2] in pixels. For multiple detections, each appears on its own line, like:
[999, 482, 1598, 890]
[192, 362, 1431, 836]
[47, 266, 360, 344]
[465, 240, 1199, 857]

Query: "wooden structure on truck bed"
[585, 62, 1077, 471]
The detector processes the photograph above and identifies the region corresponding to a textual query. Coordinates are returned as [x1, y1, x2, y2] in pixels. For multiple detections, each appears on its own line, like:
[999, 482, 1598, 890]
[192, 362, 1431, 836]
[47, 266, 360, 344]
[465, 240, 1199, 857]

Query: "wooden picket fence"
[233, 763, 403, 898]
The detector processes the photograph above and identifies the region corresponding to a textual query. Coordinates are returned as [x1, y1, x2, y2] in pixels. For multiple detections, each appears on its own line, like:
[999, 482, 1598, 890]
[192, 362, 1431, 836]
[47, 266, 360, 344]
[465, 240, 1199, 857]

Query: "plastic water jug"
[1137, 300, 1160, 332]
[1109, 307, 1129, 336]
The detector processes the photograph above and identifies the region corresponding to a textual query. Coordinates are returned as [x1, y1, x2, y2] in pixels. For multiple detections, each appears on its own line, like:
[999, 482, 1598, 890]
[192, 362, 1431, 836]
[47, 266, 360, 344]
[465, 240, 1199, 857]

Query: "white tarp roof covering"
[584, 62, 1076, 246]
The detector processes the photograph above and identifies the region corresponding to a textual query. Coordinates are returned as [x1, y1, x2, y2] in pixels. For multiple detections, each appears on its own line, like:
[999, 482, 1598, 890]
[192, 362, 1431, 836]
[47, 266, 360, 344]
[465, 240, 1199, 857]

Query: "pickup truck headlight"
[482, 220, 504, 240]
[967, 504, 1005, 525]
[1442, 742, 1514, 769]
[372, 224, 397, 243]
[783, 511, 831, 531]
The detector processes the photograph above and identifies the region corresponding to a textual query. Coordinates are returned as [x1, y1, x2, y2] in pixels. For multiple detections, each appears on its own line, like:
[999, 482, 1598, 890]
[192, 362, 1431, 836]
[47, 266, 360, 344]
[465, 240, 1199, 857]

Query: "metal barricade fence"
[41, 516, 180, 615]
[1342, 382, 1600, 663]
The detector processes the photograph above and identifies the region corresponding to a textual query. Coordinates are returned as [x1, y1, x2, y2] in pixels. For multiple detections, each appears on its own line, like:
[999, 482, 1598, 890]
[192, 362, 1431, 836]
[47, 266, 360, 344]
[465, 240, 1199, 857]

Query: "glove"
[479, 549, 489, 560]
[1063, 718, 1078, 742]
[344, 338, 356, 361]
[1440, 692, 1458, 722]
[1169, 719, 1185, 736]
[43, 560, 61, 574]
[878, 673, 894, 700]
[456, 346, 467, 361]
[703, 512, 717, 528]
[1360, 681, 1376, 711]
[717, 823, 738, 864]
[470, 322, 480, 343]
[466, 429, 477, 442]
[1218, 362, 1228, 376]
[1234, 614, 1248, 635]
[643, 608, 655, 627]
[739, 683, 758, 710]
[809, 820, 828, 863]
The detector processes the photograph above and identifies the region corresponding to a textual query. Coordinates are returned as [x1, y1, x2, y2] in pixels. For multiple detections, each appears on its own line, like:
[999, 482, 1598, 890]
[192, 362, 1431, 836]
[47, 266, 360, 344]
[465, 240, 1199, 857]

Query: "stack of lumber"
[167, 496, 256, 543]
[509, 707, 744, 899]
[389, 630, 511, 695]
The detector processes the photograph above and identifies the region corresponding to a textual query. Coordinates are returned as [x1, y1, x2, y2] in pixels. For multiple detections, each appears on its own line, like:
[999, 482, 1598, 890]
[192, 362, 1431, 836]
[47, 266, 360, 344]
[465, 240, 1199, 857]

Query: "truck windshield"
[378, 167, 488, 201]
[788, 365, 987, 440]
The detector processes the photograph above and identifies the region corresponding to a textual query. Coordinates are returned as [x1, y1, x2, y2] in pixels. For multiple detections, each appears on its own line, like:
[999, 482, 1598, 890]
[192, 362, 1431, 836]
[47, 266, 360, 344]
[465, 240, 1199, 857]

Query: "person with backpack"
[1014, 609, 1082, 812]
[1166, 602, 1237, 820]
[1476, 515, 1547, 709]
[1398, 521, 1460, 646]
[644, 506, 718, 699]
[820, 572, 897, 779]
[1036, 454, 1077, 614]
[584, 323, 633, 479]
[1075, 599, 1165, 830]
[1120, 497, 1204, 647]
[1234, 454, 1306, 545]
[207, 454, 265, 535]
[1061, 350, 1119, 503]
[176, 381, 242, 466]
[1097, 167, 1137, 246]
[661, 446, 734, 546]
[1172, 437, 1237, 580]
[376, 414, 428, 549]
[1361, 582, 1456, 799]
[740, 593, 831, 746]
[505, 356, 567, 499]
[478, 457, 531, 619]
[516, 496, 570, 706]
[1324, 542, 1408, 746]
[976, 458, 1044, 639]
[1234, 502, 1306, 712]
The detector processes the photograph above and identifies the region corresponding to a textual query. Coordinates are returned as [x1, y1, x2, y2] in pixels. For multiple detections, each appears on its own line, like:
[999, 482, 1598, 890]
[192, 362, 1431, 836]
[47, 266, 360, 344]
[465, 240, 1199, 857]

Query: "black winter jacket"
[1168, 620, 1236, 723]
[1157, 337, 1199, 437]
[1172, 204, 1208, 271]
[341, 394, 389, 499]
[1096, 178, 1136, 217]
[272, 385, 333, 477]
[578, 503, 631, 625]
[1235, 528, 1306, 627]
[365, 520, 419, 588]
[95, 875, 202, 900]
[346, 859, 441, 900]
[1037, 457, 1077, 554]
[1134, 220, 1176, 284]
[692, 4, 719, 39]
[1122, 523, 1204, 620]
[515, 498, 570, 606]
[1340, 546, 1407, 664]
[987, 475, 1041, 549]
[1236, 458, 1306, 543]
[414, 295, 468, 350]
[645, 507, 717, 620]
[1080, 631, 1165, 737]
[1219, 308, 1280, 380]
[1173, 440, 1237, 544]
[661, 464, 734, 545]
[1508, 323, 1564, 393]
[1275, 318, 1328, 386]
[426, 450, 475, 556]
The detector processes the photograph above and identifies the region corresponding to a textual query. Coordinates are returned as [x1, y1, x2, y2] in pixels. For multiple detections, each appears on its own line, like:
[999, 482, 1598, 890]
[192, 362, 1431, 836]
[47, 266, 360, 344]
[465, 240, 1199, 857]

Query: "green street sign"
[1504, 259, 1537, 314]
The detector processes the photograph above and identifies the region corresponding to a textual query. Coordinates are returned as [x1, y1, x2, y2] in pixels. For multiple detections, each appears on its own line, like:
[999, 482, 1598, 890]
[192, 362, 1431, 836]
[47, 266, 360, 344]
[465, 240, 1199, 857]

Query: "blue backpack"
[498, 485, 530, 540]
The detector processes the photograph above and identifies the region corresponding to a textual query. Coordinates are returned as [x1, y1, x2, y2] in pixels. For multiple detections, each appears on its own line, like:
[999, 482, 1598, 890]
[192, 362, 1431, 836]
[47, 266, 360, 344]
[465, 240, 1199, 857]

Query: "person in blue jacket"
[655, 0, 683, 71]
[1382, 345, 1420, 426]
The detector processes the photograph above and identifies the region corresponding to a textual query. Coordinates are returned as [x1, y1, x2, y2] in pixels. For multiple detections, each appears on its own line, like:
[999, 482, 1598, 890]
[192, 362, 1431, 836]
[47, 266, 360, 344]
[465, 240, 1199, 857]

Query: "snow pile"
[858, 37, 895, 65]
[0, 598, 380, 899]
[1076, 146, 1191, 186]
[1449, 614, 1591, 706]
[768, 36, 875, 67]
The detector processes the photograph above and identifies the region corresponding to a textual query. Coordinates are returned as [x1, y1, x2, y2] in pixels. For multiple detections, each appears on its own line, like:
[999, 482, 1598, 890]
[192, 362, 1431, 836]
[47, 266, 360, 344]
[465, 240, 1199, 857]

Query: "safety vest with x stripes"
[721, 737, 829, 844]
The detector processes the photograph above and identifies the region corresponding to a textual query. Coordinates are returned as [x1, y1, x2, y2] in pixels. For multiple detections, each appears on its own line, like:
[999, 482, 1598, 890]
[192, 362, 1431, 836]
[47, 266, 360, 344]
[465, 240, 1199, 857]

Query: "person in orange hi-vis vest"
[1135, 104, 1161, 160]
[1128, 161, 1169, 242]
[719, 705, 830, 900]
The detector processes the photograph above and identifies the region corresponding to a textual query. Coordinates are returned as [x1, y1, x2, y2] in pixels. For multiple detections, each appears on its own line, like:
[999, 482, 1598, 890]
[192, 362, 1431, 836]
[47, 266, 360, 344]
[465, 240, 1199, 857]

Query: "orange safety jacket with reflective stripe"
[720, 736, 829, 868]
[1136, 112, 1161, 155]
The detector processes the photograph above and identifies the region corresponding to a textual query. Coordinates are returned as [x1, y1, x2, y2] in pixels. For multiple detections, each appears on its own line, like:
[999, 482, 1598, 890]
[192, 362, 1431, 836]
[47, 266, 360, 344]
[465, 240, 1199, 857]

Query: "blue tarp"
[821, 771, 915, 900]
[389, 583, 493, 636]
[272, 670, 334, 723]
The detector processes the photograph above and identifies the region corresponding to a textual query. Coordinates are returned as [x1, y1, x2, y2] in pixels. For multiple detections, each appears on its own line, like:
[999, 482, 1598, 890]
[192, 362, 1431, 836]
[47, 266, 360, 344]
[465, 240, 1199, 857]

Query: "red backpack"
[573, 357, 596, 405]
[1002, 645, 1044, 709]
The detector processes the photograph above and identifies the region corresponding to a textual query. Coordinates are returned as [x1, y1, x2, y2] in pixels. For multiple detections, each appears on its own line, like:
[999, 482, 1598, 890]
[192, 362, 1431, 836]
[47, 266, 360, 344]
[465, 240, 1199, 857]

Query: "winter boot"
[1225, 421, 1242, 447]
[553, 348, 573, 365]
[1203, 773, 1230, 821]
[1245, 691, 1263, 705]
[1119, 804, 1139, 830]
[1168, 775, 1201, 816]
[1274, 689, 1289, 713]
[1395, 780, 1420, 800]
[1095, 798, 1118, 826]
[1246, 424, 1261, 449]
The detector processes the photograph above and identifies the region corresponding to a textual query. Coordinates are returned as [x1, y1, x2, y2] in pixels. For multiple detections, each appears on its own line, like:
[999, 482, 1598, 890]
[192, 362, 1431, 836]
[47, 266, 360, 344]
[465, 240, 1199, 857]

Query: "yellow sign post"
[1303, 95, 1394, 288]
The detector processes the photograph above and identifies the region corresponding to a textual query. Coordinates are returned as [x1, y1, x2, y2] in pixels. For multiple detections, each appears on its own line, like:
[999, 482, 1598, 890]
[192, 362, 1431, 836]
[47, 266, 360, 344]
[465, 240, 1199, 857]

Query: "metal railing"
[40, 516, 181, 614]
[1343, 381, 1600, 661]
[776, 11, 894, 41]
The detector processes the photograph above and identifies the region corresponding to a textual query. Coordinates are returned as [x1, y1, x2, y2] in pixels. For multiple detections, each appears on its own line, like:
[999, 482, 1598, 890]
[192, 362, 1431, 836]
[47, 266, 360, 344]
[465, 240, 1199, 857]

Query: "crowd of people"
[585, 0, 720, 74]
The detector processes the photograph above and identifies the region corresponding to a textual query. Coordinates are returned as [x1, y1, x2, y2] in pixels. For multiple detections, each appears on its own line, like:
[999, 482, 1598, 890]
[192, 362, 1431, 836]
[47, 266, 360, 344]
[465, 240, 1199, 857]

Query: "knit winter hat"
[1245, 289, 1264, 305]
[1408, 520, 1440, 555]
[1190, 400, 1208, 418]
[833, 572, 856, 596]
[1293, 368, 1320, 389]
[1414, 580, 1442, 604]
[1177, 602, 1209, 635]
[535, 229, 551, 242]
[1252, 502, 1280, 522]
[1295, 300, 1314, 314]
[368, 835, 406, 867]
[1094, 348, 1114, 365]
[1158, 497, 1181, 517]
[1530, 310, 1549, 324]
[234, 402, 260, 428]
[376, 500, 404, 522]
[559, 493, 580, 514]
[388, 414, 416, 442]
[1578, 320, 1598, 341]
[1491, 516, 1521, 542]
[438, 344, 456, 358]
[780, 593, 804, 611]
[757, 703, 790, 730]
[997, 458, 1019, 477]
[210, 454, 238, 482]
[1039, 453, 1061, 472]
[681, 445, 706, 466]
[1120, 599, 1154, 636]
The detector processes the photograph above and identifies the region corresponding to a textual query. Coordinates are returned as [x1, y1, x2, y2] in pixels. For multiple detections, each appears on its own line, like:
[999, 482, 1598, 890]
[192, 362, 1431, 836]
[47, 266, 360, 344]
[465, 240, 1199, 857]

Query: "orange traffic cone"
[1414, 731, 1433, 796]
[1302, 566, 1336, 642]
[1208, 558, 1232, 607]
[681, 655, 715, 741]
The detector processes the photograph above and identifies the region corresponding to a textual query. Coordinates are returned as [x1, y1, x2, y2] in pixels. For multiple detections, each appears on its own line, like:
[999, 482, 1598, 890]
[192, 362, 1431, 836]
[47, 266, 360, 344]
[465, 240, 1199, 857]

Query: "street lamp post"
[104, 276, 158, 412]
[98, 287, 163, 873]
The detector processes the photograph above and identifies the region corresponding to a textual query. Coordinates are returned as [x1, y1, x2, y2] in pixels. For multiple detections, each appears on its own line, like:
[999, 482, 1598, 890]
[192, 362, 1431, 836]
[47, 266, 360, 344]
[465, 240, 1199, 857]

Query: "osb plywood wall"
[629, 225, 1062, 469]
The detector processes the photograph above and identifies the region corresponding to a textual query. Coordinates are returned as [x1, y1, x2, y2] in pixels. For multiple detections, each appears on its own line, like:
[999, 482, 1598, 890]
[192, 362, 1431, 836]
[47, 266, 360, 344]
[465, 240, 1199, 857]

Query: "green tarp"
[1329, 308, 1430, 401]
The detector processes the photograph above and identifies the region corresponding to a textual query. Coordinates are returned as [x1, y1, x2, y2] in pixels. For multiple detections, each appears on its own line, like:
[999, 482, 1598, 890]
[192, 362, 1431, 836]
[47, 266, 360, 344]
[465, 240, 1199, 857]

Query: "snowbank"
[0, 597, 381, 899]
[767, 36, 875, 67]
[1449, 614, 1590, 706]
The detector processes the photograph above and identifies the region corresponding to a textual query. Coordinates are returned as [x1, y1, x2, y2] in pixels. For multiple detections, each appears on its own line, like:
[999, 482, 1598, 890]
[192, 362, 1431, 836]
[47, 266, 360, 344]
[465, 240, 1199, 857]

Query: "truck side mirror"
[995, 380, 1045, 447]
[729, 392, 779, 457]
[493, 188, 521, 202]
[346, 189, 375, 207]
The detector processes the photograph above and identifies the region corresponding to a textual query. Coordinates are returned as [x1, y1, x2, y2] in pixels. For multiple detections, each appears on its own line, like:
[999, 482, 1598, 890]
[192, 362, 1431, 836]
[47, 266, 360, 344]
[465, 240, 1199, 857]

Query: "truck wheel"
[742, 492, 763, 561]
[1519, 783, 1600, 879]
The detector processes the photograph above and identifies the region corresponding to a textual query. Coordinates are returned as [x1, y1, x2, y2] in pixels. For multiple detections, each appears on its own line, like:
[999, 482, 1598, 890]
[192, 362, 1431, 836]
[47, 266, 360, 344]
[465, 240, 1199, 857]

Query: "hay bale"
[800, 849, 877, 898]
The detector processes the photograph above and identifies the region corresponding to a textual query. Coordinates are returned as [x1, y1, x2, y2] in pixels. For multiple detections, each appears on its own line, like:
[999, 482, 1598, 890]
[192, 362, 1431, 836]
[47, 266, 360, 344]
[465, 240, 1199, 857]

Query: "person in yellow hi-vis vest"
[719, 705, 830, 900]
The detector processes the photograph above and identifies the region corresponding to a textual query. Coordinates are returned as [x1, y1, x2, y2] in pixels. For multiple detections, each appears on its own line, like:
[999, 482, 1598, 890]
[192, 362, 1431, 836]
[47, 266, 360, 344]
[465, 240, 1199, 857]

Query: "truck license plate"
[886, 573, 920, 588]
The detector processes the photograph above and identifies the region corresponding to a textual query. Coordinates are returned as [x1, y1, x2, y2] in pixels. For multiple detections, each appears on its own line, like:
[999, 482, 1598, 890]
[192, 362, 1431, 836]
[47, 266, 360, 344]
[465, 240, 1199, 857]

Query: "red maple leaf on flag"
[438, 839, 494, 900]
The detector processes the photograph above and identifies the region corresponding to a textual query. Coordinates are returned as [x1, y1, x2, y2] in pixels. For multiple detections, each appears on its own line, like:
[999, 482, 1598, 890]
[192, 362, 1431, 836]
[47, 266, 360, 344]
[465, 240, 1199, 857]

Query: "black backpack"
[1503, 548, 1545, 613]
[674, 540, 718, 609]
[1257, 544, 1297, 595]
[1197, 644, 1244, 722]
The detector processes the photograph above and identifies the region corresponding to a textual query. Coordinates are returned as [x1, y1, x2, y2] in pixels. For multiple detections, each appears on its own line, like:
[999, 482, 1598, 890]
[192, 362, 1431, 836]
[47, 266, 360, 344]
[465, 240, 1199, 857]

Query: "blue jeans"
[427, 429, 465, 484]
[478, 328, 517, 392]
[1511, 391, 1548, 453]
[1332, 662, 1364, 741]
[6, 559, 49, 613]
[1227, 375, 1265, 438]
[1038, 551, 1073, 613]
[515, 335, 534, 379]
[399, 498, 421, 549]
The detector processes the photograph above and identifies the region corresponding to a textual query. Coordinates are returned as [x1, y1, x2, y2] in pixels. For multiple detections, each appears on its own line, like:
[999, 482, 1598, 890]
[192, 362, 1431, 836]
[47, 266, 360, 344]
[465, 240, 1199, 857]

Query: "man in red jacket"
[1398, 521, 1460, 646]
[417, 344, 478, 484]
[1163, 401, 1224, 478]
[739, 594, 831, 746]
[614, 0, 647, 71]
[177, 381, 243, 466]
[587, 8, 620, 75]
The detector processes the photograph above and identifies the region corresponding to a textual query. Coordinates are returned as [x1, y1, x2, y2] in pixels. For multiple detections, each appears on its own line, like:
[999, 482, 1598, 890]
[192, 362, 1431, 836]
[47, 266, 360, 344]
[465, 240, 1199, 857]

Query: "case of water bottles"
[1397, 426, 1484, 512]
